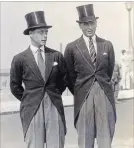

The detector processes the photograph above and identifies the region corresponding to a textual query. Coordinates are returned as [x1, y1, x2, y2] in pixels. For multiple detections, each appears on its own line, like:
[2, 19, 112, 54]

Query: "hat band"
[23, 23, 52, 35]
[78, 15, 98, 22]
[27, 22, 47, 28]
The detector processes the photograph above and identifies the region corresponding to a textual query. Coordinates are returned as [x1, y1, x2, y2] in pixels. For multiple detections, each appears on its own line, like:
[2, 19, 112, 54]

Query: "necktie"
[89, 37, 96, 66]
[37, 48, 45, 80]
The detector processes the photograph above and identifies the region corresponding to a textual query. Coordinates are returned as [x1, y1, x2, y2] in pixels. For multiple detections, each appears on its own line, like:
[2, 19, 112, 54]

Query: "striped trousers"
[25, 92, 65, 148]
[76, 81, 116, 148]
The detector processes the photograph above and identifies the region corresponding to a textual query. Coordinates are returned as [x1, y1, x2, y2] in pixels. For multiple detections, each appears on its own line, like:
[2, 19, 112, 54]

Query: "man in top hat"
[10, 11, 67, 148]
[111, 61, 122, 103]
[120, 49, 131, 90]
[64, 4, 116, 148]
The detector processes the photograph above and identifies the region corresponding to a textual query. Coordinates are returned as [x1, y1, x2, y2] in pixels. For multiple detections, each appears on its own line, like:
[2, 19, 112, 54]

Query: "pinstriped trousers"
[25, 92, 65, 148]
[76, 81, 116, 148]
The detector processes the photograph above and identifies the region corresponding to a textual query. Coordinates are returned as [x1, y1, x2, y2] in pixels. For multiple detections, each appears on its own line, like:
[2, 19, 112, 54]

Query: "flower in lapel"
[53, 61, 58, 66]
[103, 52, 108, 55]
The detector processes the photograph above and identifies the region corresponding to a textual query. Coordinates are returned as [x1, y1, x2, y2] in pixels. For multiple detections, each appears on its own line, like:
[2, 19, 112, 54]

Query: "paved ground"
[0, 99, 134, 148]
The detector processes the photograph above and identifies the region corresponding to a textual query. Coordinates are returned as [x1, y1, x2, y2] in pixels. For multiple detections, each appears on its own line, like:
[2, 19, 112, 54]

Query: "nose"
[44, 34, 47, 38]
[88, 24, 92, 29]
[43, 32, 47, 39]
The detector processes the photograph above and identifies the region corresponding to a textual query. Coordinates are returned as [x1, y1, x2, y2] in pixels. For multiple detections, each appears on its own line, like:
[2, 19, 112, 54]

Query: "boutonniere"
[53, 61, 58, 66]
[103, 52, 108, 55]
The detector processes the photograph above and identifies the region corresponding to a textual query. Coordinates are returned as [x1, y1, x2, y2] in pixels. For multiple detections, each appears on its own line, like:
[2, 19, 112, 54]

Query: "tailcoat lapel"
[22, 46, 54, 85]
[44, 47, 54, 85]
[96, 36, 105, 68]
[76, 36, 95, 70]
[22, 47, 44, 83]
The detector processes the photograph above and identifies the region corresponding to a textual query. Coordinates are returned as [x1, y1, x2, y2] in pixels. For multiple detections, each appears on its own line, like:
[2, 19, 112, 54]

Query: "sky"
[0, 1, 133, 69]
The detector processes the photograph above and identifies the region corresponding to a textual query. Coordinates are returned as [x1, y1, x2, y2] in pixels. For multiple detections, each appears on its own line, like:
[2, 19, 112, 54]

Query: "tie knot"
[89, 37, 93, 42]
[38, 48, 42, 53]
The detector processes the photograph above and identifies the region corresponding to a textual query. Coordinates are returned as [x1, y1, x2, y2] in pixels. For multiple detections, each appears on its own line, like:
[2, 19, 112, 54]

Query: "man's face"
[122, 51, 126, 55]
[29, 28, 48, 47]
[79, 20, 97, 38]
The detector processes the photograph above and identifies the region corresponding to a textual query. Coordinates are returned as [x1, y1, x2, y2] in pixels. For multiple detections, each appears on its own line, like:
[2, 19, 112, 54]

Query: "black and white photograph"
[0, 1, 134, 148]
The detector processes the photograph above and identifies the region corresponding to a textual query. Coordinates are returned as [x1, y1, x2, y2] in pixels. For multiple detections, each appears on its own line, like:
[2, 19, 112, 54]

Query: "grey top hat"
[76, 4, 99, 23]
[23, 11, 52, 35]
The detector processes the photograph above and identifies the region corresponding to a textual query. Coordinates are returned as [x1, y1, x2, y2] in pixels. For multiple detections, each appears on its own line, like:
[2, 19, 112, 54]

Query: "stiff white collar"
[30, 44, 44, 53]
[83, 34, 96, 43]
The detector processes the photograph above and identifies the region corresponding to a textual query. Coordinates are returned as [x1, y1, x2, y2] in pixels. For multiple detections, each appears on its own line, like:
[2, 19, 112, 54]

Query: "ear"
[79, 23, 82, 29]
[29, 30, 32, 37]
[95, 20, 97, 27]
[96, 21, 97, 27]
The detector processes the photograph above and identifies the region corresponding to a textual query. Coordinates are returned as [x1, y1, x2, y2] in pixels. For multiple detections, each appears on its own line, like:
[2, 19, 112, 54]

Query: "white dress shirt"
[83, 34, 97, 54]
[30, 45, 45, 65]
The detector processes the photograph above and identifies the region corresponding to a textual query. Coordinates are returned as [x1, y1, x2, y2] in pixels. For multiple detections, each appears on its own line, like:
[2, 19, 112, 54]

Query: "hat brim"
[23, 25, 52, 35]
[76, 17, 99, 23]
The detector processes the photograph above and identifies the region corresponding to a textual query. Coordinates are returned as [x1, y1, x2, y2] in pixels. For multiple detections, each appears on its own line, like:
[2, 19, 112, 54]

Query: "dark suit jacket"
[64, 35, 116, 127]
[10, 46, 67, 139]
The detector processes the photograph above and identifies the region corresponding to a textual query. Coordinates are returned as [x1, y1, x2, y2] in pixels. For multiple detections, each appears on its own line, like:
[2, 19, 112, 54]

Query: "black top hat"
[23, 11, 52, 35]
[76, 4, 99, 23]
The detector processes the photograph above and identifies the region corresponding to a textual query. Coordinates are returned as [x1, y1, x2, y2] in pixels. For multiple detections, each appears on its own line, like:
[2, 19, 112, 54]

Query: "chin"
[85, 33, 93, 37]
[41, 43, 46, 46]
[85, 34, 92, 38]
[88, 33, 94, 37]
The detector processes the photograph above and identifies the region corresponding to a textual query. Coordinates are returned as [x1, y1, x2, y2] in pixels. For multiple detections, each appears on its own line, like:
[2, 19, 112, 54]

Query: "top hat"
[23, 11, 52, 35]
[76, 4, 99, 23]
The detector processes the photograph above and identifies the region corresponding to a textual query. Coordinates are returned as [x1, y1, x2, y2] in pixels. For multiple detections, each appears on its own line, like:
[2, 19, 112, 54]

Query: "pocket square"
[53, 62, 58, 66]
[103, 52, 108, 55]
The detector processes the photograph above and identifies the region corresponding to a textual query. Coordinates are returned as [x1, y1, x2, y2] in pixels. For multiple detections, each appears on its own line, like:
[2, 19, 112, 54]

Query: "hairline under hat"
[24, 25, 52, 35]
[76, 17, 99, 23]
